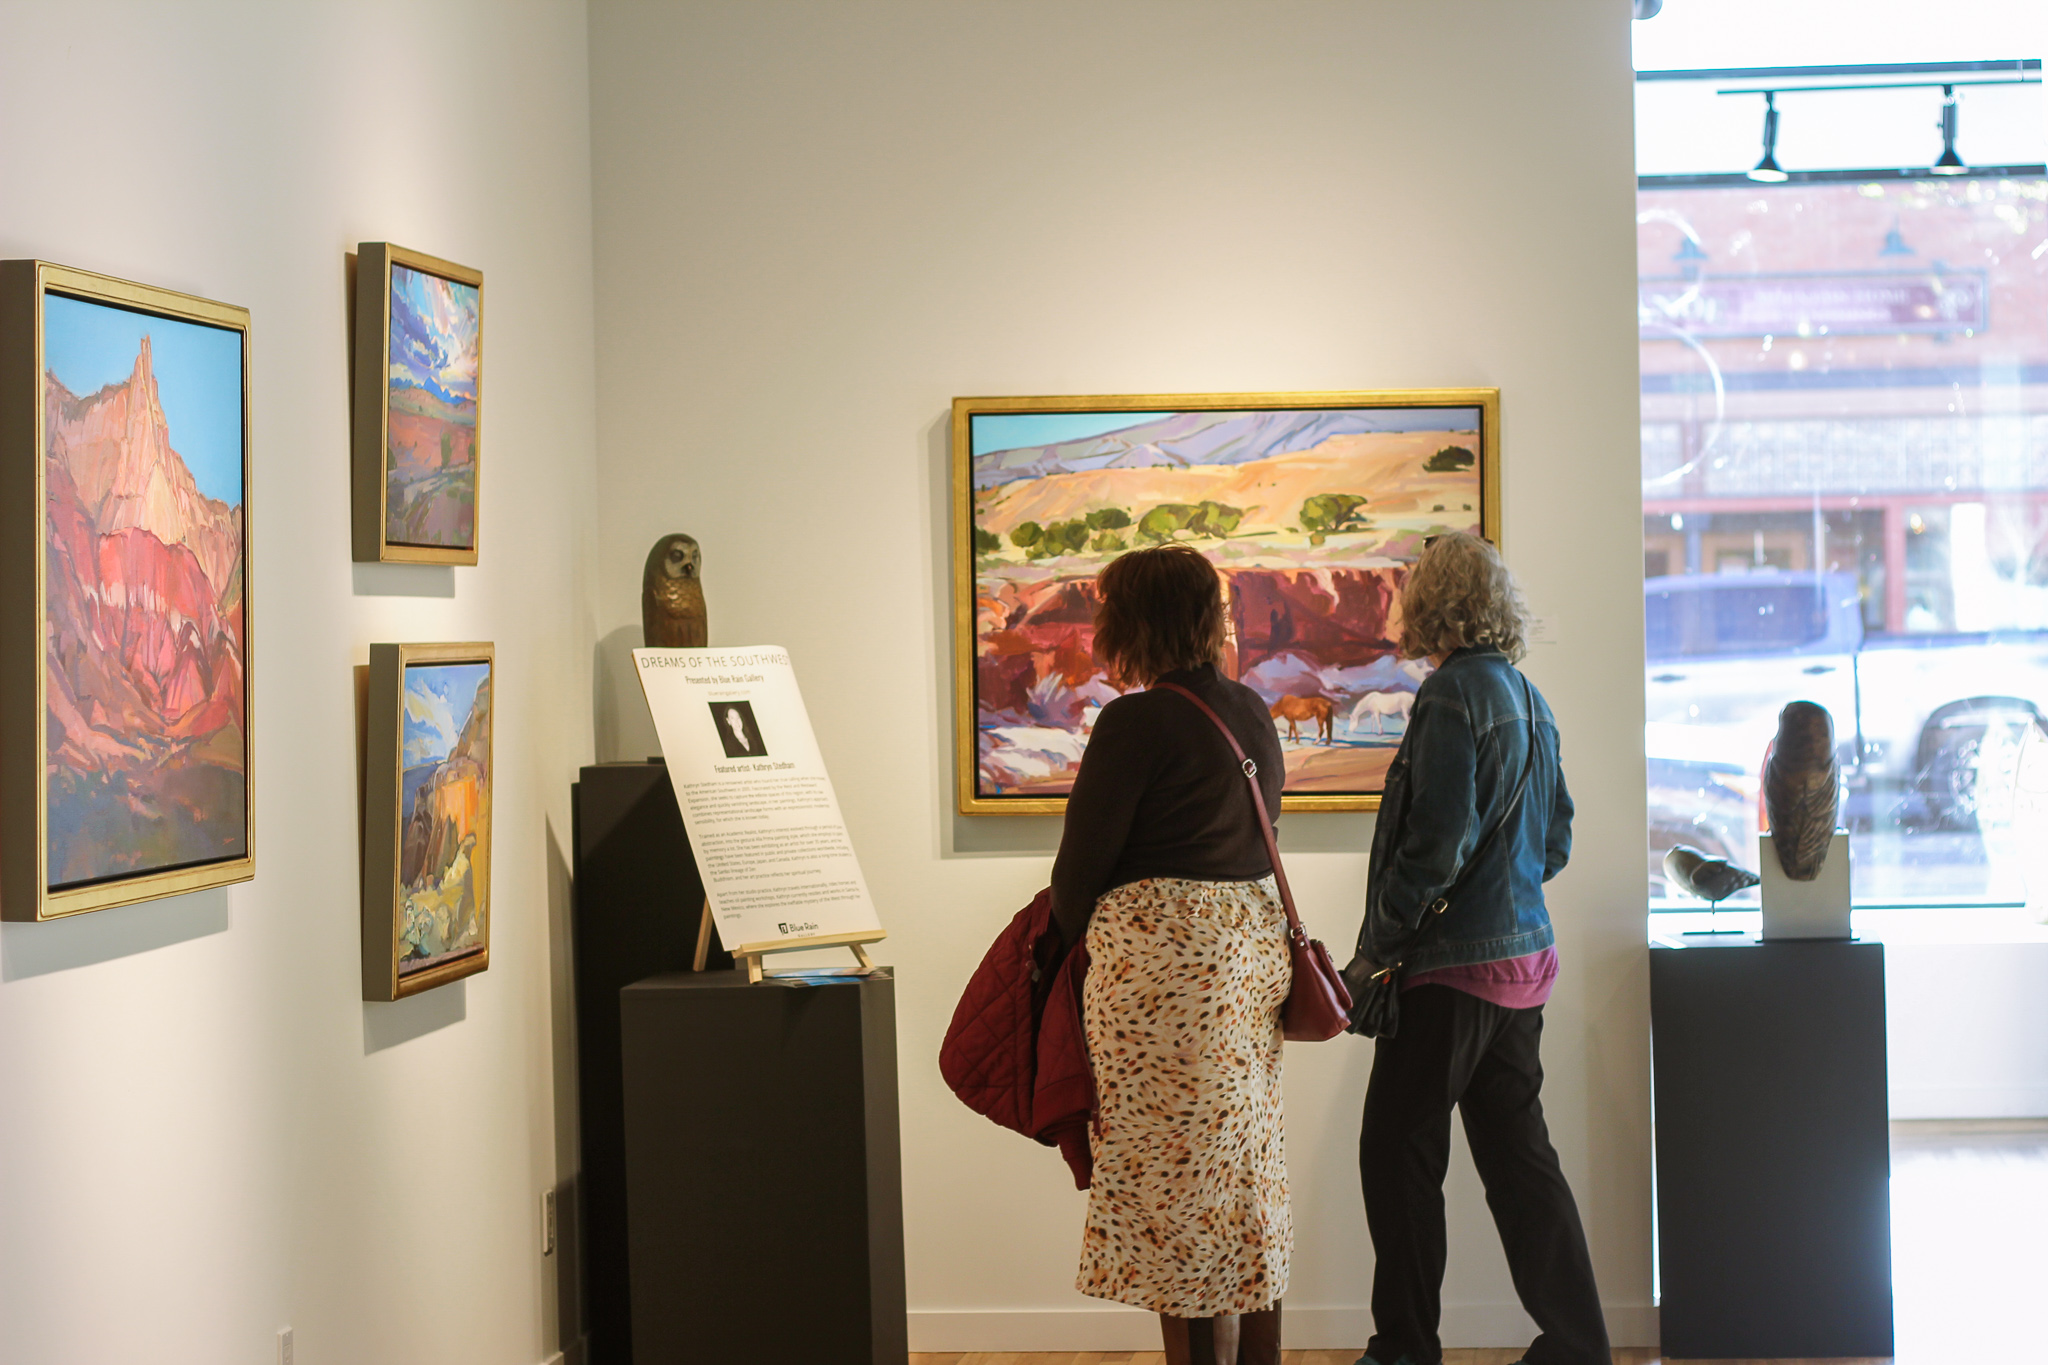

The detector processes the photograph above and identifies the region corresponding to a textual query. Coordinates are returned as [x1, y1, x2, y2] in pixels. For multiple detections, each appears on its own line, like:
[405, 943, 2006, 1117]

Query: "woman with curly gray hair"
[1346, 532, 1607, 1365]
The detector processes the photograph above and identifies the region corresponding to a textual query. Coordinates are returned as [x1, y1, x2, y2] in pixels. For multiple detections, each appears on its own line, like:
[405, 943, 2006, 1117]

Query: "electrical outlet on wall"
[542, 1187, 557, 1256]
[277, 1327, 294, 1365]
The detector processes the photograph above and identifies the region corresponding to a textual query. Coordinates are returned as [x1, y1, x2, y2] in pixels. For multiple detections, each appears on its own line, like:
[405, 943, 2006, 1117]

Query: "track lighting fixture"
[1932, 85, 1967, 175]
[1704, 67, 2039, 186]
[1748, 92, 1789, 183]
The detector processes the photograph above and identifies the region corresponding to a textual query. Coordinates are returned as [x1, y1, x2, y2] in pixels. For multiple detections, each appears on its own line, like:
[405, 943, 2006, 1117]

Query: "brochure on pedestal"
[633, 646, 883, 980]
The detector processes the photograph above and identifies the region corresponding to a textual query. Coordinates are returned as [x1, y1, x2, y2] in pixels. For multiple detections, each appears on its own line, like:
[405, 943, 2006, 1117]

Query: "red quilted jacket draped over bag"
[938, 888, 1097, 1188]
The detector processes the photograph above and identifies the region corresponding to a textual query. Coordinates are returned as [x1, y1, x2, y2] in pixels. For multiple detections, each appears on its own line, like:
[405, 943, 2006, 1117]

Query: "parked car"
[1644, 571, 2048, 898]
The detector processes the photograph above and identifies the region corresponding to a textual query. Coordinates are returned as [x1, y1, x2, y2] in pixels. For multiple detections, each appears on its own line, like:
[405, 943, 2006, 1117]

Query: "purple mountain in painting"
[971, 407, 1480, 490]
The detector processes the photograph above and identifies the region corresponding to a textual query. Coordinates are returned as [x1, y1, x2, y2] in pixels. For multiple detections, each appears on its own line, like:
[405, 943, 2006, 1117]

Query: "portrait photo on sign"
[953, 391, 1500, 815]
[0, 261, 255, 921]
[710, 699, 766, 758]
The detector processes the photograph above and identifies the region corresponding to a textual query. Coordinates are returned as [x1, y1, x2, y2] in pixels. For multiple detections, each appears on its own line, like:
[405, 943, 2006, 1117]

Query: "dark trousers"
[1359, 985, 1608, 1365]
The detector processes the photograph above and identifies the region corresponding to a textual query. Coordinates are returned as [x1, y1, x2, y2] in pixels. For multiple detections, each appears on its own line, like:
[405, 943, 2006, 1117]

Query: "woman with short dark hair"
[1052, 543, 1290, 1365]
[1347, 532, 1607, 1365]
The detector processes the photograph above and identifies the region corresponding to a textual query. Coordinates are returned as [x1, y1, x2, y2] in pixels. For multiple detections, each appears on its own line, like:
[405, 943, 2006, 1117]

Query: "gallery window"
[1637, 63, 2048, 909]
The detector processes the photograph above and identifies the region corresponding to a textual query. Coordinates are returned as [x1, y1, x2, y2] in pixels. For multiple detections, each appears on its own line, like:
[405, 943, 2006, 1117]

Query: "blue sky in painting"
[402, 662, 489, 768]
[43, 293, 243, 505]
[971, 411, 1174, 457]
[388, 264, 480, 408]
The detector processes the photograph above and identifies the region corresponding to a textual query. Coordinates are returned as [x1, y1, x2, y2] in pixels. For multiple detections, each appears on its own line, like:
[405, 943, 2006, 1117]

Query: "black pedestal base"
[1651, 939, 1893, 1359]
[572, 762, 722, 1363]
[621, 969, 907, 1365]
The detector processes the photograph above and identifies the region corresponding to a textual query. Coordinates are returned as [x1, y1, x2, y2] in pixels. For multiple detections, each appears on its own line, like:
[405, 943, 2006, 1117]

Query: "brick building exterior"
[1638, 176, 2048, 633]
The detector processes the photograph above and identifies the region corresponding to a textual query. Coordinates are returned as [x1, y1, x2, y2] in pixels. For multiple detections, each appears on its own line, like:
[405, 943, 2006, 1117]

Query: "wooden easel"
[693, 899, 883, 983]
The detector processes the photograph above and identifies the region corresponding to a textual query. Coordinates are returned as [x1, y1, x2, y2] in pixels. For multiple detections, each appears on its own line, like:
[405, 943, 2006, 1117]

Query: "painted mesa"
[43, 315, 246, 885]
[384, 264, 479, 549]
[968, 407, 1484, 800]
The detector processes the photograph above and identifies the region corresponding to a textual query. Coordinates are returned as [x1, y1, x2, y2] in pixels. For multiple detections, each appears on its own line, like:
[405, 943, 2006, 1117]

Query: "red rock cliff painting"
[965, 404, 1489, 803]
[396, 660, 491, 976]
[42, 300, 246, 887]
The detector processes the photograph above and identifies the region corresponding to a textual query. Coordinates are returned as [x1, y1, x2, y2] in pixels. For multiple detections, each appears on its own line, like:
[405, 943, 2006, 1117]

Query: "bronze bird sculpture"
[642, 533, 708, 648]
[1663, 844, 1761, 905]
[1764, 699, 1840, 881]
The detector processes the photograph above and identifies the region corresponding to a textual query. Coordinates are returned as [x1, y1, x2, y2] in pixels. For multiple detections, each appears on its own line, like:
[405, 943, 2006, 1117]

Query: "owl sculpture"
[1763, 700, 1840, 881]
[642, 533, 708, 648]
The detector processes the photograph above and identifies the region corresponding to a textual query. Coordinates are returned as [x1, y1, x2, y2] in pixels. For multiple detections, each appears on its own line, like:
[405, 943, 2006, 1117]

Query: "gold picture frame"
[363, 642, 495, 1000]
[953, 389, 1502, 816]
[352, 242, 483, 565]
[1, 260, 255, 920]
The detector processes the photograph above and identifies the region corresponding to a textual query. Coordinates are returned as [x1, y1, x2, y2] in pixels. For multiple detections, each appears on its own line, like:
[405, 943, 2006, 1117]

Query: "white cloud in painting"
[404, 684, 461, 766]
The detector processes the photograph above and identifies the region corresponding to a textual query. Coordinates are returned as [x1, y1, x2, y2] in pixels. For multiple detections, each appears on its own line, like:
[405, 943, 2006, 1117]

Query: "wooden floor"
[910, 1353, 1883, 1365]
[913, 1358, 1884, 1365]
[913, 1124, 2048, 1365]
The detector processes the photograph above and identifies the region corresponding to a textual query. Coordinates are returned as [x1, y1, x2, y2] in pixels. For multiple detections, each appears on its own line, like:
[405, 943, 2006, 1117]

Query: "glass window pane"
[1642, 177, 2048, 910]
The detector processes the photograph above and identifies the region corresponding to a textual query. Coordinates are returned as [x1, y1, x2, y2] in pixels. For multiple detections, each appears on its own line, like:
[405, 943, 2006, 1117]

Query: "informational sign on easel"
[634, 646, 884, 981]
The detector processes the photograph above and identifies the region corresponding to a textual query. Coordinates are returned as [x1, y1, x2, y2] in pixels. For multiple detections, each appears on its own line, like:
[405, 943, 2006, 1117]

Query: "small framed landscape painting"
[362, 642, 494, 999]
[952, 390, 1501, 815]
[0, 261, 254, 920]
[352, 243, 482, 565]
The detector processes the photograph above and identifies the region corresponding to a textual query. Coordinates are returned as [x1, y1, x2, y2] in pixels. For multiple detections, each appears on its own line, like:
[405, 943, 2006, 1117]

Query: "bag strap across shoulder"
[1152, 682, 1302, 936]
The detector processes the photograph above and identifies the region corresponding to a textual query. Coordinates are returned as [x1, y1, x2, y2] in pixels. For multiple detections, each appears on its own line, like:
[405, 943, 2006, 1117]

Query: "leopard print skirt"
[1076, 875, 1292, 1317]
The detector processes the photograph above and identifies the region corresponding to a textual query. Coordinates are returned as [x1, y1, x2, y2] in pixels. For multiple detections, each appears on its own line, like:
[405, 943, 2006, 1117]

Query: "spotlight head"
[1932, 84, 1967, 176]
[1749, 92, 1790, 183]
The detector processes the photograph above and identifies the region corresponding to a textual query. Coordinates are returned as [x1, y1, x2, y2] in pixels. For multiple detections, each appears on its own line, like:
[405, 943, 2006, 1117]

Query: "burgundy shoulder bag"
[1154, 682, 1353, 1042]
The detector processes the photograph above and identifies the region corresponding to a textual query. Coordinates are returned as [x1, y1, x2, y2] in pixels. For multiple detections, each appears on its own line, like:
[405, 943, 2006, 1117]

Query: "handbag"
[1346, 674, 1537, 1039]
[1154, 682, 1353, 1042]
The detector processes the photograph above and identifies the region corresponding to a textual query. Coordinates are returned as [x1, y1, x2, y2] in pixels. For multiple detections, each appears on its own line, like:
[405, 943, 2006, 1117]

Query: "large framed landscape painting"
[952, 390, 1501, 815]
[0, 261, 253, 920]
[352, 243, 482, 565]
[362, 642, 493, 999]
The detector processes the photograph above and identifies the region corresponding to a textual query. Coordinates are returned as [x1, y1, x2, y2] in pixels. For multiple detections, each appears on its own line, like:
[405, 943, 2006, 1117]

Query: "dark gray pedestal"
[621, 969, 907, 1365]
[1650, 939, 1893, 1359]
[571, 762, 727, 1364]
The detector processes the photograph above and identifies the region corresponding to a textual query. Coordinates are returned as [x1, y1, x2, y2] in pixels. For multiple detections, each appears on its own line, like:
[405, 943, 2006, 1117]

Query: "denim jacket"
[1355, 646, 1573, 975]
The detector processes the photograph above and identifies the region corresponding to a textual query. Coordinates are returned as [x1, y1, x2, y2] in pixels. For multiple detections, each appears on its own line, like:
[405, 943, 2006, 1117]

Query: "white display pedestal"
[1759, 829, 1851, 940]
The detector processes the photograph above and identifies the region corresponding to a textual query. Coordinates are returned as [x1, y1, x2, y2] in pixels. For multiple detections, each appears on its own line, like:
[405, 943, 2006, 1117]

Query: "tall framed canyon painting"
[952, 390, 1501, 815]
[362, 642, 493, 999]
[352, 243, 482, 565]
[0, 261, 254, 919]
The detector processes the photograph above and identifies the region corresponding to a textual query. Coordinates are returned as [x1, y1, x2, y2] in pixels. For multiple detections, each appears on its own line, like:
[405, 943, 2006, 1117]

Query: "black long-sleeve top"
[1049, 664, 1285, 943]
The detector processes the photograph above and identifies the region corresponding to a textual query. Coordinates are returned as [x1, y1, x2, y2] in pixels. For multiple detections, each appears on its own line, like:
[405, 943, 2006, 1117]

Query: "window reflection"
[1641, 177, 2048, 908]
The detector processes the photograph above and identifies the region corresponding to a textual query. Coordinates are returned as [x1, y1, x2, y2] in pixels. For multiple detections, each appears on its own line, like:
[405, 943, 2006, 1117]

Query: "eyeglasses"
[1422, 534, 1494, 549]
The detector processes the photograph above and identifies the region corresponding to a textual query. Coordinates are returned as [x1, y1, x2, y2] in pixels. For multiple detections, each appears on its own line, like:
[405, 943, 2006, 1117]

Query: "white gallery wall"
[589, 0, 1651, 1351]
[0, 3, 596, 1364]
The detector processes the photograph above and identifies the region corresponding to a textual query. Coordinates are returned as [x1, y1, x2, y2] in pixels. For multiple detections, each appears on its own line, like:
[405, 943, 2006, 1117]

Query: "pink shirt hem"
[1403, 945, 1558, 1010]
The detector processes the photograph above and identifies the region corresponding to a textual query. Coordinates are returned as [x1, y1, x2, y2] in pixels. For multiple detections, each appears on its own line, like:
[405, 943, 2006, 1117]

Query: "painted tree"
[1299, 493, 1370, 545]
